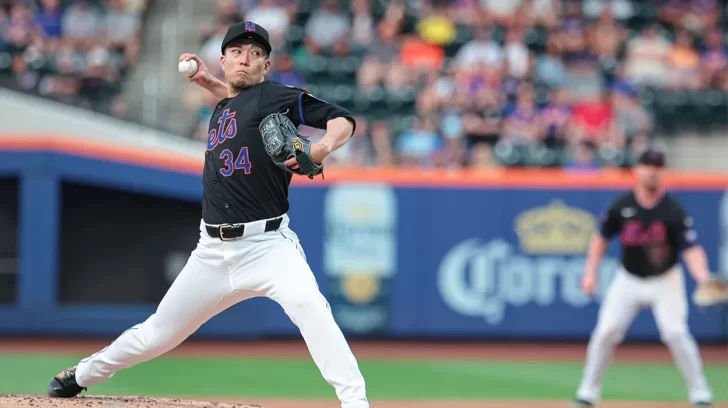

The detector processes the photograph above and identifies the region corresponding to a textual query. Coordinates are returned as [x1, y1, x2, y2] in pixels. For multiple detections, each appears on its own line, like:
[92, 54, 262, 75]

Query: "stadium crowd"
[187, 0, 728, 169]
[1, 0, 727, 169]
[0, 0, 146, 117]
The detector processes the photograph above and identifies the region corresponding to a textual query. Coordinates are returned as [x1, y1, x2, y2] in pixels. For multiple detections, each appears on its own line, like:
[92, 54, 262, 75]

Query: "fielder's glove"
[692, 275, 728, 307]
[259, 112, 324, 179]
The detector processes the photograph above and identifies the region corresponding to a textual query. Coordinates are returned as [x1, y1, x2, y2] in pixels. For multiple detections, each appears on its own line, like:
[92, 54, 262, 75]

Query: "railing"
[139, 0, 197, 135]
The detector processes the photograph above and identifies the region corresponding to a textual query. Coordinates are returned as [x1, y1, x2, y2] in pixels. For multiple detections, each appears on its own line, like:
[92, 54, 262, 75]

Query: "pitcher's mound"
[0, 394, 262, 407]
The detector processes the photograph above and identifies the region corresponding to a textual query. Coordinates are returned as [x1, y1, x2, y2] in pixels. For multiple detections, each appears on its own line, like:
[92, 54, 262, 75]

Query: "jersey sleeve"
[670, 200, 698, 251]
[258, 83, 356, 134]
[292, 91, 356, 133]
[599, 202, 622, 239]
[257, 83, 302, 118]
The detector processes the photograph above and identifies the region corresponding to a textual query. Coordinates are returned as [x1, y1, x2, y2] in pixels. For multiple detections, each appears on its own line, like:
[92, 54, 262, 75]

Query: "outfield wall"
[0, 135, 726, 342]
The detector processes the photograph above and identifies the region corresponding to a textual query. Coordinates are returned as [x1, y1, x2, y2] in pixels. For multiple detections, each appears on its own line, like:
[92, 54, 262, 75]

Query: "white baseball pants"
[75, 215, 369, 408]
[576, 266, 713, 404]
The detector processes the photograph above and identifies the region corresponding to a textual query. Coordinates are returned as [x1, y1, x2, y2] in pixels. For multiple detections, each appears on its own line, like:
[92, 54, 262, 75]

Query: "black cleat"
[47, 366, 86, 398]
[693, 403, 712, 408]
[572, 399, 594, 408]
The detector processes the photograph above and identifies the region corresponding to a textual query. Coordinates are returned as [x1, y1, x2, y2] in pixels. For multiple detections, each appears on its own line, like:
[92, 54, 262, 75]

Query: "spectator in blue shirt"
[268, 53, 304, 87]
[35, 0, 63, 39]
[700, 28, 728, 89]
[396, 115, 443, 166]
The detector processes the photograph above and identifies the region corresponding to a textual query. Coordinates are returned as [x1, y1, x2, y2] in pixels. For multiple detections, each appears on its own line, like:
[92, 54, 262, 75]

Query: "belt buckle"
[218, 224, 237, 241]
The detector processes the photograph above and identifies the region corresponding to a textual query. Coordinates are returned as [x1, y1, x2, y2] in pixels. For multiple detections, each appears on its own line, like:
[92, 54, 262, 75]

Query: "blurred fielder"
[572, 149, 726, 408]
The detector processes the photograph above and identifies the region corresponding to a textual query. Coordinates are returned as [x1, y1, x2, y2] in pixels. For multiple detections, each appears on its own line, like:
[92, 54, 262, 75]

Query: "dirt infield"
[0, 395, 258, 407]
[0, 396, 722, 408]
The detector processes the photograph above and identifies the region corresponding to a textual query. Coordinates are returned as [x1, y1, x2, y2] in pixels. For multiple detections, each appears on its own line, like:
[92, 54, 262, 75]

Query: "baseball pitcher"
[46, 21, 370, 408]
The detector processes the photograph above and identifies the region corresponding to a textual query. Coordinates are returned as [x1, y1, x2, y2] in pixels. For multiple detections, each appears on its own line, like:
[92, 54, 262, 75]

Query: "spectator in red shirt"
[569, 89, 613, 145]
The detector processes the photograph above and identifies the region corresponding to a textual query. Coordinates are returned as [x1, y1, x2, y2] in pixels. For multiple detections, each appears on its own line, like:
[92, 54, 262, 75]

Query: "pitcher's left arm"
[282, 89, 355, 167]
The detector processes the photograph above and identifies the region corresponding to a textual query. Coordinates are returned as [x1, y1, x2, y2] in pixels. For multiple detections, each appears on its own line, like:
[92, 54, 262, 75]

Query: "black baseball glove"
[259, 112, 324, 179]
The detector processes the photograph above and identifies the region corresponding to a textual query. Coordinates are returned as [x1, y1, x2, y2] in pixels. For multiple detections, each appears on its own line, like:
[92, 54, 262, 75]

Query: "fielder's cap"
[637, 149, 666, 167]
[221, 21, 272, 55]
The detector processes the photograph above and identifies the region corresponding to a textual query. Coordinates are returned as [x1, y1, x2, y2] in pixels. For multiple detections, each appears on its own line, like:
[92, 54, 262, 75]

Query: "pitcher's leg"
[576, 270, 642, 403]
[653, 268, 713, 404]
[75, 240, 252, 388]
[251, 236, 368, 408]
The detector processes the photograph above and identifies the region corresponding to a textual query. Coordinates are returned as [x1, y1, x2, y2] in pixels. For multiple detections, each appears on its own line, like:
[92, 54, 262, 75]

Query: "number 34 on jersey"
[218, 147, 251, 177]
[206, 108, 252, 177]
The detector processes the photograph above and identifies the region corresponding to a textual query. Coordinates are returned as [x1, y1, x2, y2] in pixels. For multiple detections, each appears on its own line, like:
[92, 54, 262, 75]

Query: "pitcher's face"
[221, 39, 270, 91]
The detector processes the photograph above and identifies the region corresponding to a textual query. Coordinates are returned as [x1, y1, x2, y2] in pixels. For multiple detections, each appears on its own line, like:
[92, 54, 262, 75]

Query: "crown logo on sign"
[514, 200, 595, 254]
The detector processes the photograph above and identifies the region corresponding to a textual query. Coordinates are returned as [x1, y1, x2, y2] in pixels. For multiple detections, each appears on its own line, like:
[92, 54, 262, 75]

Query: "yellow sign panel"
[342, 274, 381, 305]
[514, 200, 596, 254]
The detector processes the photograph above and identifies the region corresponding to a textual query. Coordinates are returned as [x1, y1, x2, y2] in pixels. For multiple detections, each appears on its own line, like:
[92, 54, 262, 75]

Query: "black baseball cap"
[637, 149, 666, 167]
[221, 21, 272, 56]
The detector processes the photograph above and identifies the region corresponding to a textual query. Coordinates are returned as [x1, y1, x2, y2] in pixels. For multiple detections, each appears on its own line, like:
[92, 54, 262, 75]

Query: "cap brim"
[222, 32, 271, 55]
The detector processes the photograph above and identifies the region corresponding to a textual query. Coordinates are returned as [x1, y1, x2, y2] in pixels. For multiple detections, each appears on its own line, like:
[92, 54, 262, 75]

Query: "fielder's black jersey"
[599, 191, 697, 278]
[202, 80, 354, 224]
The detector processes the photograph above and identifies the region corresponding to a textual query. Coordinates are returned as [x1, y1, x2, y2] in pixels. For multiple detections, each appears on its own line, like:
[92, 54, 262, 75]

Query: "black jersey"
[202, 80, 354, 224]
[599, 191, 697, 278]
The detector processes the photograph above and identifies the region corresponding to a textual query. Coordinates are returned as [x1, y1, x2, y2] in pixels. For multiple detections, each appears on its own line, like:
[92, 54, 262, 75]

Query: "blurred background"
[0, 0, 727, 406]
[2, 0, 728, 168]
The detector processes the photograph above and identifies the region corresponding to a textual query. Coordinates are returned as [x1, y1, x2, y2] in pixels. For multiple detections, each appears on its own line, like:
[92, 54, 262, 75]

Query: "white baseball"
[178, 59, 198, 77]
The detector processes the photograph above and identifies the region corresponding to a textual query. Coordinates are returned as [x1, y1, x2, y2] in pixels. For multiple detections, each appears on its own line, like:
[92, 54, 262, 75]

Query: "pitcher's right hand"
[179, 54, 213, 87]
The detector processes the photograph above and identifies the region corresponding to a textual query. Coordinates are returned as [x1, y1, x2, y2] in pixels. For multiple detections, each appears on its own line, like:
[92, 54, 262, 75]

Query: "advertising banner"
[394, 189, 725, 340]
[323, 184, 397, 335]
[0, 145, 725, 342]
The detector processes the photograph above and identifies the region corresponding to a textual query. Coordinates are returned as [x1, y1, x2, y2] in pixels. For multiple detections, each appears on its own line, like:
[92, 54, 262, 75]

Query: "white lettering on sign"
[438, 238, 619, 325]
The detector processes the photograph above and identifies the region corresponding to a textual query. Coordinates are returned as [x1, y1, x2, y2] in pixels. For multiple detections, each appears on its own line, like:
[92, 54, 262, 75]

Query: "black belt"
[206, 217, 283, 241]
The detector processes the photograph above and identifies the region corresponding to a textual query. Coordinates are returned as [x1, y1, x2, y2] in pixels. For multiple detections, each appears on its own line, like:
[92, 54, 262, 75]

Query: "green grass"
[1, 354, 725, 402]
